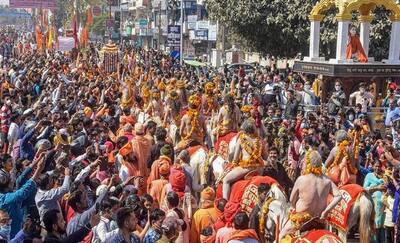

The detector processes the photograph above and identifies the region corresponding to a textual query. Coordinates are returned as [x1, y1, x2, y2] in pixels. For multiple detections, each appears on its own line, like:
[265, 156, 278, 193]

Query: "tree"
[91, 14, 108, 36]
[205, 0, 391, 59]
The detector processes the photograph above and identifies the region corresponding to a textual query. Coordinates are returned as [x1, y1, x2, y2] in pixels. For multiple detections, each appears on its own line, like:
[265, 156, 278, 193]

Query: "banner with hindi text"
[10, 0, 57, 9]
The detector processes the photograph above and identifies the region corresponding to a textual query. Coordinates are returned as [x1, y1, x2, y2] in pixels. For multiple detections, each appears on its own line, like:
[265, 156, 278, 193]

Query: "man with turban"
[147, 144, 173, 192]
[118, 140, 138, 182]
[159, 164, 192, 212]
[215, 201, 242, 243]
[131, 123, 152, 189]
[190, 187, 219, 243]
[148, 160, 170, 206]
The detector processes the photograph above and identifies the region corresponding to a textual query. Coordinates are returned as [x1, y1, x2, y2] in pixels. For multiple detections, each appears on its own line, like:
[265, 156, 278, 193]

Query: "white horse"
[188, 146, 208, 193]
[328, 192, 374, 243]
[167, 123, 179, 146]
[263, 199, 343, 243]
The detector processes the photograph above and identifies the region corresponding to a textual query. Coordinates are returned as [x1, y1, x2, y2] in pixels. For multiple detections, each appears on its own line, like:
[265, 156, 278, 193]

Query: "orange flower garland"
[237, 132, 262, 168]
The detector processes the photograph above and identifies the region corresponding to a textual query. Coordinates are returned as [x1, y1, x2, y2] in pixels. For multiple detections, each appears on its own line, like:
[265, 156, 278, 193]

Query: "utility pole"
[179, 0, 183, 65]
[119, 0, 122, 44]
[158, 1, 161, 49]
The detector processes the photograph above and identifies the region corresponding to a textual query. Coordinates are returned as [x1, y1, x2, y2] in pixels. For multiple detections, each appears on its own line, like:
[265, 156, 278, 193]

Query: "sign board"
[208, 23, 217, 41]
[187, 15, 197, 30]
[167, 25, 181, 50]
[161, 15, 168, 35]
[197, 20, 209, 30]
[10, 0, 57, 9]
[195, 29, 208, 40]
[58, 37, 74, 52]
[293, 61, 400, 77]
[136, 19, 148, 29]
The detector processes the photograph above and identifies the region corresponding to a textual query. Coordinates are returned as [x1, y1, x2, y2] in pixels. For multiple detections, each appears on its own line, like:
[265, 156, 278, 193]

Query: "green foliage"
[205, 0, 391, 59]
[369, 7, 391, 61]
[53, 0, 106, 29]
[91, 14, 108, 36]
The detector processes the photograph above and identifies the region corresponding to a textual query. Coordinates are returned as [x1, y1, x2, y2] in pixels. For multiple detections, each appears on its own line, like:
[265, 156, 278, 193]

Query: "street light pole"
[179, 0, 183, 65]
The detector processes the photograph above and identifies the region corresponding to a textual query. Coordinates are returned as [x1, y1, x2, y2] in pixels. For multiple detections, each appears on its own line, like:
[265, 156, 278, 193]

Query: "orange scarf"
[224, 229, 260, 243]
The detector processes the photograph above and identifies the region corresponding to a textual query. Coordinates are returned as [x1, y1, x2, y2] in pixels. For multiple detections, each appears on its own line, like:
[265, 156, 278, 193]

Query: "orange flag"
[87, 7, 93, 26]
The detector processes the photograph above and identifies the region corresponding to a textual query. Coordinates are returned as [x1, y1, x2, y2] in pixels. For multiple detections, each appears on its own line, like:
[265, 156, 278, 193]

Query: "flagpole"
[179, 0, 183, 65]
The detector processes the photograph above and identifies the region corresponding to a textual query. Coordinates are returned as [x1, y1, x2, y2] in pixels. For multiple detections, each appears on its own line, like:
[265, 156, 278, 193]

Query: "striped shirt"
[0, 105, 11, 134]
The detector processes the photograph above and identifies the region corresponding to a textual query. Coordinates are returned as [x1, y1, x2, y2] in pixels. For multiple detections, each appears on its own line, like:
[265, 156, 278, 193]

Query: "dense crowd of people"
[1, 26, 400, 243]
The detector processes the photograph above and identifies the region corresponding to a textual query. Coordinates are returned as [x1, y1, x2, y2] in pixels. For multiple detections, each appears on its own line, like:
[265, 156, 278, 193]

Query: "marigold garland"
[328, 140, 358, 175]
[289, 209, 312, 229]
[204, 94, 214, 115]
[183, 108, 203, 141]
[238, 132, 262, 168]
[259, 197, 275, 243]
[304, 149, 323, 176]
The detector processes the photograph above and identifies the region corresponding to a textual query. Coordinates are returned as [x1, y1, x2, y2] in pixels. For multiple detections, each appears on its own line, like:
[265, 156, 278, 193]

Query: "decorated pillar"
[388, 19, 400, 63]
[335, 15, 351, 61]
[307, 14, 324, 60]
[359, 15, 373, 57]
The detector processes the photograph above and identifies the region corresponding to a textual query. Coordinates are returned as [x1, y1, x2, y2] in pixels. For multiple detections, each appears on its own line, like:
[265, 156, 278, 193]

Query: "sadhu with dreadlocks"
[214, 94, 241, 140]
[175, 94, 206, 152]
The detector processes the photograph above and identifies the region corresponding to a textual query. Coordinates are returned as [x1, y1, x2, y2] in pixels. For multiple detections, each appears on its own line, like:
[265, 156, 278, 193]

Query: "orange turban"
[158, 160, 170, 176]
[224, 202, 242, 226]
[84, 107, 93, 117]
[170, 165, 186, 198]
[201, 187, 215, 201]
[119, 142, 133, 156]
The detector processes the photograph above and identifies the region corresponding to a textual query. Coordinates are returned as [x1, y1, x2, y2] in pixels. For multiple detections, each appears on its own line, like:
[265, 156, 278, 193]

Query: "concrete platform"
[293, 60, 400, 77]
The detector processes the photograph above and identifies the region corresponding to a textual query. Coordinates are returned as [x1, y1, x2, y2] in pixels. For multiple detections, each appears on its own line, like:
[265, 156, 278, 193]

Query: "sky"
[0, 0, 9, 6]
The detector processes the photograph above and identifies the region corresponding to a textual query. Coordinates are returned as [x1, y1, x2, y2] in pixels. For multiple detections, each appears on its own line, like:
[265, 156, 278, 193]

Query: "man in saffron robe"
[224, 212, 260, 243]
[148, 160, 170, 206]
[215, 202, 242, 243]
[131, 123, 152, 178]
[190, 187, 219, 243]
[346, 27, 368, 63]
[119, 140, 139, 182]
[147, 144, 173, 192]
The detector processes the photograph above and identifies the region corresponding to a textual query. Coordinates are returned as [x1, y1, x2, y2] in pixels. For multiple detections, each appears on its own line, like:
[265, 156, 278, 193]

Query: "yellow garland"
[289, 210, 312, 229]
[205, 82, 216, 94]
[304, 149, 323, 176]
[241, 105, 252, 113]
[168, 91, 179, 101]
[205, 94, 214, 115]
[259, 197, 275, 243]
[183, 108, 203, 141]
[158, 81, 166, 91]
[237, 132, 262, 168]
[328, 140, 358, 174]
[151, 91, 161, 99]
[189, 94, 202, 108]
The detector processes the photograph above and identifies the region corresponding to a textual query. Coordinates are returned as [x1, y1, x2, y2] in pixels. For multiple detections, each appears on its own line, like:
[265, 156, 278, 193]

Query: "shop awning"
[184, 60, 207, 67]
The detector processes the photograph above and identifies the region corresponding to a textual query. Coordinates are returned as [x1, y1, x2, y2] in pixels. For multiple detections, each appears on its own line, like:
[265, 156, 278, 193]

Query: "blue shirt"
[143, 228, 162, 243]
[19, 128, 35, 161]
[385, 107, 400, 126]
[0, 179, 37, 238]
[105, 229, 140, 243]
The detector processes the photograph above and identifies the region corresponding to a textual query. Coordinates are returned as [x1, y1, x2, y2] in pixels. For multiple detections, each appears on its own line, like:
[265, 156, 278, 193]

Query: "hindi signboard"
[167, 25, 181, 51]
[58, 37, 74, 52]
[187, 15, 197, 30]
[10, 0, 57, 9]
[194, 29, 208, 40]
